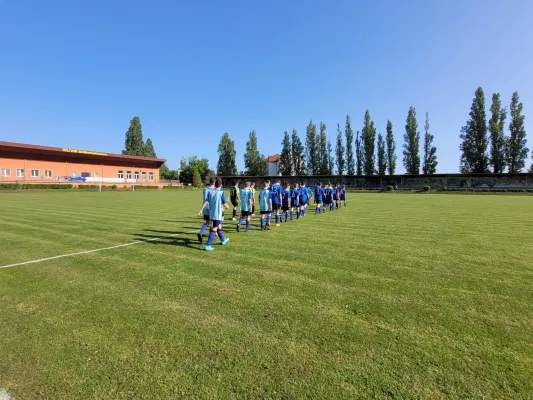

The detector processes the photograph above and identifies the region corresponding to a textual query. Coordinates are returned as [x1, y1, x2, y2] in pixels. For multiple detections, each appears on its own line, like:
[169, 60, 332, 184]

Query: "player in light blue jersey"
[198, 177, 230, 251]
[281, 183, 291, 222]
[197, 177, 216, 243]
[290, 183, 300, 220]
[259, 181, 273, 230]
[236, 181, 253, 232]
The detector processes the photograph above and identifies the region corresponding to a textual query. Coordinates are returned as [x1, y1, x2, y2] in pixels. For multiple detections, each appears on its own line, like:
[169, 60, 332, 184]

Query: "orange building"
[0, 141, 166, 185]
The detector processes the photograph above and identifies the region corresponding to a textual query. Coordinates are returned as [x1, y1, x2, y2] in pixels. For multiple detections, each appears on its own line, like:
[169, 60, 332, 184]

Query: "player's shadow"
[160, 217, 200, 224]
[144, 228, 197, 234]
[133, 233, 203, 251]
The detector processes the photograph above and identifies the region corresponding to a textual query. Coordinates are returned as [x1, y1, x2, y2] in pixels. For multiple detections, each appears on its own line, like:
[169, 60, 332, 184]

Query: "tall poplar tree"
[377, 133, 387, 175]
[459, 87, 489, 173]
[335, 123, 346, 175]
[305, 120, 318, 174]
[244, 130, 267, 176]
[123, 116, 145, 156]
[355, 131, 364, 175]
[422, 112, 437, 174]
[403, 107, 421, 174]
[386, 120, 396, 175]
[362, 110, 376, 175]
[319, 122, 328, 174]
[279, 131, 293, 175]
[507, 91, 528, 173]
[217, 132, 237, 176]
[489, 93, 508, 173]
[291, 129, 305, 175]
[345, 115, 355, 175]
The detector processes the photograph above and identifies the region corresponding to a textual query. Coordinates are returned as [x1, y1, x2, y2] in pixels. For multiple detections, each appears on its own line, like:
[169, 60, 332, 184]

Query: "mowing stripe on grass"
[0, 230, 197, 270]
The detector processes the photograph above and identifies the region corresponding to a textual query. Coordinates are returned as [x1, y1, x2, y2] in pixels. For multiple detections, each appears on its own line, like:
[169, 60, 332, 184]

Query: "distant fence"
[219, 173, 533, 190]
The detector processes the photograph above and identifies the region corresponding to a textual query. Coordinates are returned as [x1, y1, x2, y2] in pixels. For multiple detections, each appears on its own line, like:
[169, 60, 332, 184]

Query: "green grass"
[1, 191, 532, 399]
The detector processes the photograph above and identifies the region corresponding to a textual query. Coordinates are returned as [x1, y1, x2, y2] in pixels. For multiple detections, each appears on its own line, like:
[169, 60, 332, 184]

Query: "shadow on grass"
[144, 228, 198, 235]
[133, 233, 204, 251]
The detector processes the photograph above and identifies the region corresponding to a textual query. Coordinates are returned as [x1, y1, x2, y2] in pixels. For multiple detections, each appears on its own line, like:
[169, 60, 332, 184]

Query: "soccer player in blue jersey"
[198, 177, 229, 251]
[340, 184, 346, 206]
[324, 184, 333, 211]
[314, 182, 324, 214]
[333, 184, 340, 210]
[197, 177, 216, 243]
[281, 183, 291, 222]
[236, 181, 253, 232]
[270, 179, 283, 227]
[299, 183, 309, 217]
[290, 183, 300, 219]
[259, 181, 273, 230]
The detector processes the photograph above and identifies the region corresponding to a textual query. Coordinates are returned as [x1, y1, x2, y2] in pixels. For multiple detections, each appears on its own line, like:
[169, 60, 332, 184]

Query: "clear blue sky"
[1, 0, 532, 173]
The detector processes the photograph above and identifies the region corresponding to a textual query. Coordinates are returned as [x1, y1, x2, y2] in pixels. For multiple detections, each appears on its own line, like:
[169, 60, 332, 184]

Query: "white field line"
[0, 230, 197, 270]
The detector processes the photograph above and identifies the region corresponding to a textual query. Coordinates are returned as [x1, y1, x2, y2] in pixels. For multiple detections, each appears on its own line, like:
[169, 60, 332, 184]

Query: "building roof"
[266, 154, 281, 163]
[0, 141, 166, 168]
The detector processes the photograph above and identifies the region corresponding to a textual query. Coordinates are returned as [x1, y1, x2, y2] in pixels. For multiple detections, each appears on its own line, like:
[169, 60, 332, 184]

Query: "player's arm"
[198, 200, 209, 216]
[248, 192, 253, 209]
[222, 193, 229, 210]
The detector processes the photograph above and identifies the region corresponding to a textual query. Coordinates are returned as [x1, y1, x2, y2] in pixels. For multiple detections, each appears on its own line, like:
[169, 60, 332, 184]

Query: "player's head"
[318, 182, 322, 187]
[294, 183, 299, 188]
[302, 182, 306, 187]
[251, 181, 256, 188]
[245, 181, 251, 188]
[285, 183, 290, 189]
[215, 177, 223, 188]
[209, 177, 216, 186]
[263, 180, 270, 188]
[276, 179, 281, 184]
[234, 180, 239, 186]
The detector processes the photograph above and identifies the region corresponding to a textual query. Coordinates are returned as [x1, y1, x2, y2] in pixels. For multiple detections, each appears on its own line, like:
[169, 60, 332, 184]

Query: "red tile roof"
[266, 154, 281, 162]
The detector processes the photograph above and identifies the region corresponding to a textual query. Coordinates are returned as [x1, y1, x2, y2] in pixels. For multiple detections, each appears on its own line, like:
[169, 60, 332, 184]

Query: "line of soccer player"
[197, 177, 347, 251]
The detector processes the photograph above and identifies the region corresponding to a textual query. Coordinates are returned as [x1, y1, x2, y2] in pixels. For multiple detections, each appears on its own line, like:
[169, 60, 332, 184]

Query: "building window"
[118, 170, 124, 179]
[16, 169, 25, 178]
[1, 168, 11, 177]
[31, 169, 40, 177]
[72, 172, 77, 177]
[149, 172, 154, 180]
[94, 172, 99, 178]
[134, 171, 139, 180]
[81, 172, 91, 178]
[45, 170, 53, 178]
[141, 172, 147, 180]
[126, 171, 132, 179]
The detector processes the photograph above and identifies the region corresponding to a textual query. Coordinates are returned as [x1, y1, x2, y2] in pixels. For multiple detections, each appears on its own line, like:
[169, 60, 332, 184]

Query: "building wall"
[268, 161, 279, 176]
[0, 157, 160, 183]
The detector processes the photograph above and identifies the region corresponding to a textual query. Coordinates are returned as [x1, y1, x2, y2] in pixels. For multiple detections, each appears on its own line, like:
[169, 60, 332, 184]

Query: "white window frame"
[16, 168, 25, 178]
[149, 172, 154, 180]
[118, 170, 124, 179]
[72, 171, 77, 178]
[31, 169, 40, 177]
[1, 168, 11, 177]
[141, 171, 147, 180]
[126, 171, 132, 179]
[134, 171, 140, 180]
[94, 172, 99, 178]
[44, 170, 53, 178]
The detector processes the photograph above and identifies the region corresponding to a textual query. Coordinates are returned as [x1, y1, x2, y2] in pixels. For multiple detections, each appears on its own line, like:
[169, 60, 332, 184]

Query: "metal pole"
[132, 166, 135, 192]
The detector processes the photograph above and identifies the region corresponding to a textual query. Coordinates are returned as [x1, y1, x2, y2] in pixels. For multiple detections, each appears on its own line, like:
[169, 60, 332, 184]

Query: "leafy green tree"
[123, 116, 145, 156]
[403, 107, 421, 174]
[362, 110, 376, 175]
[422, 112, 438, 174]
[489, 93, 508, 173]
[143, 138, 156, 158]
[345, 115, 355, 175]
[355, 130, 364, 175]
[507, 92, 529, 173]
[217, 132, 237, 176]
[180, 157, 210, 184]
[159, 163, 171, 179]
[327, 139, 334, 175]
[305, 120, 318, 174]
[318, 122, 328, 174]
[291, 129, 305, 175]
[377, 133, 387, 175]
[530, 151, 533, 172]
[279, 131, 293, 175]
[386, 120, 396, 175]
[460, 87, 489, 173]
[192, 168, 202, 188]
[335, 124, 346, 175]
[244, 130, 267, 176]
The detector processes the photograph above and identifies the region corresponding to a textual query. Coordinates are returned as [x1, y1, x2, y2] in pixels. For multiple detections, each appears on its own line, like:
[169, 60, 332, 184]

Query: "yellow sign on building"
[62, 148, 108, 157]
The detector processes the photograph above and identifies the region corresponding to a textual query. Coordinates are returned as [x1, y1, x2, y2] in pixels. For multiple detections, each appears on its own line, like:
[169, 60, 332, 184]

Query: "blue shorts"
[212, 220, 222, 228]
[299, 199, 307, 206]
[315, 198, 323, 205]
[203, 214, 210, 221]
[333, 196, 339, 201]
[340, 194, 346, 200]
[272, 203, 281, 211]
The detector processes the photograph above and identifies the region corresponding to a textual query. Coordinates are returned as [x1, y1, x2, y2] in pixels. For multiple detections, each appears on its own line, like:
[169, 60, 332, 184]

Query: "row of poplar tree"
[216, 109, 438, 176]
[460, 88, 530, 173]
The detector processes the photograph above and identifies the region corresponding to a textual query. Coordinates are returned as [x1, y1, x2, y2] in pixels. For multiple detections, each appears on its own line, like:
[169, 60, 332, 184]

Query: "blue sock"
[285, 213, 288, 222]
[267, 215, 272, 225]
[206, 231, 216, 246]
[290, 210, 293, 219]
[238, 217, 244, 226]
[276, 215, 279, 224]
[199, 224, 208, 235]
[246, 220, 250, 231]
[261, 217, 264, 229]
[217, 230, 225, 241]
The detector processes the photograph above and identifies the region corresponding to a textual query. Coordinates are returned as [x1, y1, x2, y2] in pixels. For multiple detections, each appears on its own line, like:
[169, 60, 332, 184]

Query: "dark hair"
[319, 182, 322, 186]
[209, 177, 216, 185]
[215, 177, 223, 188]
[276, 179, 281, 183]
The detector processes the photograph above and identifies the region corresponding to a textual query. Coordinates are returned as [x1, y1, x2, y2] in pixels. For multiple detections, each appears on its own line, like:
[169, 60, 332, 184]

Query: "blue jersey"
[270, 184, 282, 204]
[282, 189, 290, 208]
[259, 189, 272, 212]
[299, 187, 308, 202]
[314, 186, 324, 201]
[307, 187, 312, 199]
[240, 188, 252, 212]
[290, 188, 299, 205]
[324, 188, 333, 201]
[333, 187, 339, 200]
[202, 187, 215, 216]
[207, 189, 226, 221]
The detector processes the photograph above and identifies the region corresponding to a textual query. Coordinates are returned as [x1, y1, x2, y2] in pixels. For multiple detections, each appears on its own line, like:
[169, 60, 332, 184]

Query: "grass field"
[1, 191, 532, 399]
